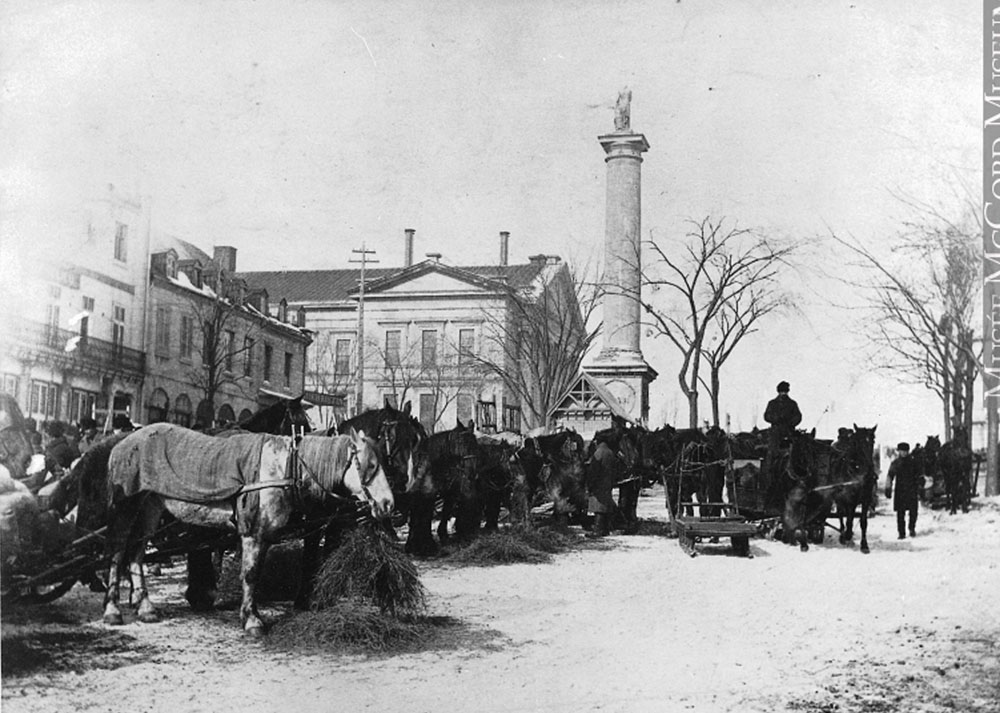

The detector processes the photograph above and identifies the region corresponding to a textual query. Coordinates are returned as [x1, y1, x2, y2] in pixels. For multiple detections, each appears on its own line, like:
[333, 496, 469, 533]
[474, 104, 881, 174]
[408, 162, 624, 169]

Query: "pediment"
[365, 263, 500, 296]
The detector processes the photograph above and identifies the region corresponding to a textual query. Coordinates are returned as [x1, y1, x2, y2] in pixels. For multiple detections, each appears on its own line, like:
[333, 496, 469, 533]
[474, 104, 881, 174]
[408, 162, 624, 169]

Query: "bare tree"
[185, 289, 260, 426]
[472, 261, 601, 430]
[303, 332, 352, 430]
[831, 196, 981, 440]
[698, 284, 794, 428]
[639, 217, 797, 429]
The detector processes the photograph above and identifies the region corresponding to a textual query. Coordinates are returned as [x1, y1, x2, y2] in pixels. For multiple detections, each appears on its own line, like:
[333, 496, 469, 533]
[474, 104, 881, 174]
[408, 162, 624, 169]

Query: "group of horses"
[10, 391, 979, 636]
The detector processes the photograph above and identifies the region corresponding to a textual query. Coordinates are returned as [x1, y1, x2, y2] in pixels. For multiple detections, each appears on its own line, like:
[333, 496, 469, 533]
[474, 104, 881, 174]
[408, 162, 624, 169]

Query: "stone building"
[145, 239, 311, 428]
[240, 230, 584, 434]
[0, 184, 151, 426]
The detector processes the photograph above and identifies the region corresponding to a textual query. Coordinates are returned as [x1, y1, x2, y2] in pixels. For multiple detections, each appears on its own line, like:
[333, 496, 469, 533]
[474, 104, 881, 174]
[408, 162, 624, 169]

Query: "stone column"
[582, 91, 657, 424]
[597, 130, 649, 364]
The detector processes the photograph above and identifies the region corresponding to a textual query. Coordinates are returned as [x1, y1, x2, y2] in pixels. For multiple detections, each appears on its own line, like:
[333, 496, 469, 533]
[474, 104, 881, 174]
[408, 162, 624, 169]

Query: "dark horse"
[782, 425, 877, 553]
[405, 420, 479, 555]
[934, 427, 972, 514]
[518, 430, 588, 527]
[333, 400, 426, 506]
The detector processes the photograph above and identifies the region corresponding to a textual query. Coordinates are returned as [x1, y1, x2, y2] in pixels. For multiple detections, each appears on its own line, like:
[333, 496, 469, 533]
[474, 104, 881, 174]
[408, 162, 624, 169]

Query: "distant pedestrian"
[885, 442, 919, 539]
[77, 417, 100, 454]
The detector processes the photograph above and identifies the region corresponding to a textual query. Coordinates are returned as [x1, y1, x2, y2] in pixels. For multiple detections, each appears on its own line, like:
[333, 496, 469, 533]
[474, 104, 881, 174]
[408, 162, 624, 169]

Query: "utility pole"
[349, 243, 378, 416]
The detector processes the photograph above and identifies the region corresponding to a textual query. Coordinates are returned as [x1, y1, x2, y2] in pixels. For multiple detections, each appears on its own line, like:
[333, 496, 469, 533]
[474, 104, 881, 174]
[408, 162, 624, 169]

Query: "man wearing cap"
[762, 381, 802, 507]
[885, 442, 920, 539]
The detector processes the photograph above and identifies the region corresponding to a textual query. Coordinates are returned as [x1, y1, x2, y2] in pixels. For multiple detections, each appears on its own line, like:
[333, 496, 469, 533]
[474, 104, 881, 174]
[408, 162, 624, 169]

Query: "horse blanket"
[108, 423, 289, 504]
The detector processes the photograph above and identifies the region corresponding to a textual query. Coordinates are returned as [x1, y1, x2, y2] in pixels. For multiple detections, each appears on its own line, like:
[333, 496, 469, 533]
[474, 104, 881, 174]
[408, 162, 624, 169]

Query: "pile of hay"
[310, 525, 426, 617]
[447, 525, 583, 566]
[266, 525, 434, 653]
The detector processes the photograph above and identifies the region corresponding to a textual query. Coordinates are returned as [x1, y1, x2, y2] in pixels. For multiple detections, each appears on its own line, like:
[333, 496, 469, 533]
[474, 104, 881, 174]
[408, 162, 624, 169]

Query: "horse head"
[342, 427, 394, 520]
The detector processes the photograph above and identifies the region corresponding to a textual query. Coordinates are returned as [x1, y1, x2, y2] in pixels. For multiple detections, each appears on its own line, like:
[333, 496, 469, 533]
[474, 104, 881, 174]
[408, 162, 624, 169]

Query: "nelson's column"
[583, 87, 657, 423]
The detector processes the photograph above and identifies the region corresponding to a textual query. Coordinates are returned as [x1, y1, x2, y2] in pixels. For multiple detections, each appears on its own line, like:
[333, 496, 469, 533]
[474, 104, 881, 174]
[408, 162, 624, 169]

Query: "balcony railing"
[9, 319, 145, 376]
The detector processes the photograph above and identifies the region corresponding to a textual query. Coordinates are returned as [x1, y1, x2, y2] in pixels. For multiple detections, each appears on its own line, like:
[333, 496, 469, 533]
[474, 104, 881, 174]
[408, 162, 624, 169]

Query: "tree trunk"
[709, 366, 721, 428]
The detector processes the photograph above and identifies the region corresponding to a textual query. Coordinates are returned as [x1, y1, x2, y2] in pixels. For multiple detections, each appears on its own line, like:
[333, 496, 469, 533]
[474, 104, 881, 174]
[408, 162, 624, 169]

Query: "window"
[238, 408, 254, 424]
[503, 403, 522, 433]
[69, 388, 98, 423]
[334, 339, 351, 377]
[147, 388, 169, 424]
[477, 400, 497, 432]
[419, 393, 436, 433]
[80, 296, 94, 341]
[384, 330, 401, 368]
[243, 337, 254, 376]
[223, 330, 235, 372]
[284, 352, 293, 386]
[2, 374, 19, 400]
[179, 315, 194, 360]
[29, 380, 60, 420]
[458, 328, 475, 365]
[114, 222, 128, 262]
[264, 344, 273, 382]
[155, 306, 171, 356]
[112, 305, 126, 350]
[457, 394, 474, 426]
[421, 330, 437, 368]
[173, 394, 192, 428]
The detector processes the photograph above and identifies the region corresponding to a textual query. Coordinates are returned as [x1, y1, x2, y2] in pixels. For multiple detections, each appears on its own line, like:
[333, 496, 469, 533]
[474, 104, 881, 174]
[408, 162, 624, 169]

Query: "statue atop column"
[614, 87, 632, 132]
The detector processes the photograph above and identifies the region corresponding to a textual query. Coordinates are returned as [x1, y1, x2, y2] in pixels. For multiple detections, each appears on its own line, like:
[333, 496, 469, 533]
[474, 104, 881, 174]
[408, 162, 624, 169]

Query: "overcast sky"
[1, 0, 980, 448]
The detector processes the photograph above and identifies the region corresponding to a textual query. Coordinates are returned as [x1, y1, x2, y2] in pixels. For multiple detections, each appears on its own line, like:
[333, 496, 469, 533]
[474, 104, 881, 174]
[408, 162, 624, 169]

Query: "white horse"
[101, 424, 393, 636]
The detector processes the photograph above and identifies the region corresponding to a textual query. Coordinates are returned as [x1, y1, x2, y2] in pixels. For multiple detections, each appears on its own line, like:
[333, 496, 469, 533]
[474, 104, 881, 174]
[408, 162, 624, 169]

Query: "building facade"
[241, 231, 583, 434]
[145, 240, 311, 428]
[0, 184, 311, 431]
[0, 184, 151, 426]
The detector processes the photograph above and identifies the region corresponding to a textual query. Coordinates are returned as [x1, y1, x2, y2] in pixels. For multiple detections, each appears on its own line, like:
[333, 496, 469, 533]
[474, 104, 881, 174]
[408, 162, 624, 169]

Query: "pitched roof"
[548, 372, 633, 421]
[237, 259, 551, 304]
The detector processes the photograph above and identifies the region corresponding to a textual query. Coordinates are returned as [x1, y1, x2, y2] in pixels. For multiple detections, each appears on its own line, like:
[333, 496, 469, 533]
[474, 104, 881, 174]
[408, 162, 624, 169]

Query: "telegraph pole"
[349, 243, 378, 416]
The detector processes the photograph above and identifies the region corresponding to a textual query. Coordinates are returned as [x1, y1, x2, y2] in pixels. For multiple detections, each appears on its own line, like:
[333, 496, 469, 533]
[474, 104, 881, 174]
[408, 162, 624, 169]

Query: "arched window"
[217, 404, 236, 426]
[238, 408, 254, 424]
[173, 394, 192, 428]
[195, 400, 213, 430]
[147, 388, 169, 424]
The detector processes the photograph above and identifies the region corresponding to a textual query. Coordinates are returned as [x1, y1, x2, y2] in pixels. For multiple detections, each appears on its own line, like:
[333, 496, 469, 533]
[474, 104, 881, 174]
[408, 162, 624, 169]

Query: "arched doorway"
[217, 404, 236, 426]
[147, 388, 169, 424]
[195, 400, 214, 430]
[238, 408, 254, 424]
[173, 394, 192, 428]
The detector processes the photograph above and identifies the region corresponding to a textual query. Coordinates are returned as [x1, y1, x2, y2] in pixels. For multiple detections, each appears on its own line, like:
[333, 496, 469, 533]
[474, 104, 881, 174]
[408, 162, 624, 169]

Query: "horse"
[782, 425, 877, 553]
[518, 429, 588, 527]
[405, 419, 479, 555]
[236, 395, 312, 436]
[0, 391, 41, 486]
[936, 427, 972, 514]
[334, 400, 426, 508]
[101, 423, 393, 635]
[475, 434, 530, 532]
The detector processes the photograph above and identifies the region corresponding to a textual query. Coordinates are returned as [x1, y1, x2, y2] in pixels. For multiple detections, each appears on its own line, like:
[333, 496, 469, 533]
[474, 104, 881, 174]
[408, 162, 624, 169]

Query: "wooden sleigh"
[663, 453, 757, 559]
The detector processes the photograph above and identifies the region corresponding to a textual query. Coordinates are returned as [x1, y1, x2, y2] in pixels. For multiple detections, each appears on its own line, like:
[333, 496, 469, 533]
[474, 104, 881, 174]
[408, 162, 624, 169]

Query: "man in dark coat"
[585, 441, 619, 537]
[762, 381, 802, 504]
[42, 421, 79, 474]
[886, 442, 919, 539]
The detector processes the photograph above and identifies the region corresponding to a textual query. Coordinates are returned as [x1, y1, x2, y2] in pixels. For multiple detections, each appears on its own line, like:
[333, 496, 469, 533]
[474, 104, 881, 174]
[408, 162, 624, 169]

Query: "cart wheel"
[17, 577, 78, 604]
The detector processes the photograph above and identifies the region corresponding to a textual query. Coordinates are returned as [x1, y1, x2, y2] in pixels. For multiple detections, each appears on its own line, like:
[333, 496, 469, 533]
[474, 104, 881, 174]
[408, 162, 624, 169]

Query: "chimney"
[528, 254, 547, 265]
[499, 231, 509, 266]
[426, 252, 442, 263]
[213, 245, 237, 273]
[404, 228, 415, 267]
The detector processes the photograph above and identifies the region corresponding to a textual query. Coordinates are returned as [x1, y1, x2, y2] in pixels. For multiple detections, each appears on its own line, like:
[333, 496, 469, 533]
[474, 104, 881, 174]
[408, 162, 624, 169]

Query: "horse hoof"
[799, 544, 809, 552]
[861, 545, 870, 554]
[244, 625, 265, 638]
[138, 610, 160, 624]
[103, 611, 124, 626]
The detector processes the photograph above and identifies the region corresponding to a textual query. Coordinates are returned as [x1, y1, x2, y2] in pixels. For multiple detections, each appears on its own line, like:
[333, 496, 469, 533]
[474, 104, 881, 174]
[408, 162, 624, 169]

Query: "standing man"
[886, 442, 919, 539]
